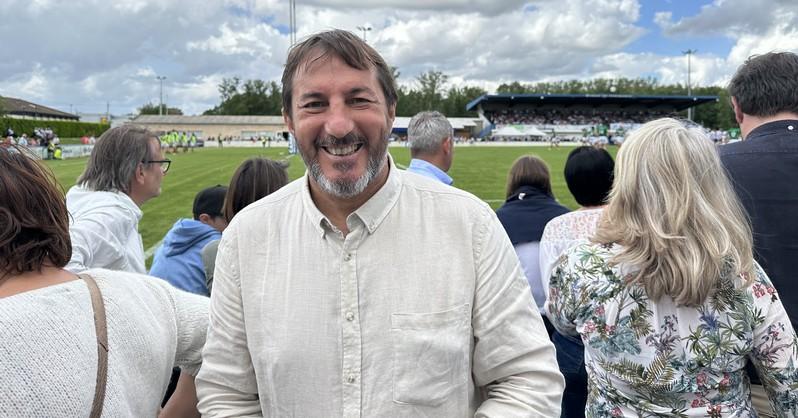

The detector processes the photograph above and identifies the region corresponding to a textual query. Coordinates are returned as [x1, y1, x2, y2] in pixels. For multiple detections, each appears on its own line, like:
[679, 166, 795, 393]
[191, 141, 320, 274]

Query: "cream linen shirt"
[196, 159, 564, 417]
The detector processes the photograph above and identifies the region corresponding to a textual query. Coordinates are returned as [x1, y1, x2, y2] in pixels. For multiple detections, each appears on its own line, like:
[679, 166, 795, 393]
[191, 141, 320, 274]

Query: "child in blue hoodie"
[150, 185, 227, 296]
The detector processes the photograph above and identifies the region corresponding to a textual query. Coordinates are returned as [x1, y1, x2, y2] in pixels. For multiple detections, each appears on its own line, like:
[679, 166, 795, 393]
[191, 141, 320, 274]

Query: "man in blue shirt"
[406, 110, 455, 185]
[150, 185, 227, 295]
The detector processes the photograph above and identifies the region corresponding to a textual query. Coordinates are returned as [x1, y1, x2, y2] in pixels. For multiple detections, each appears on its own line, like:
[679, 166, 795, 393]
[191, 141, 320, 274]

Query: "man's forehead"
[294, 50, 375, 81]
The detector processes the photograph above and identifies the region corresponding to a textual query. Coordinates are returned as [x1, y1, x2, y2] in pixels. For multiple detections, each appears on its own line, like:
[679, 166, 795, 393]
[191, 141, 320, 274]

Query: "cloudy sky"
[2, 0, 796, 116]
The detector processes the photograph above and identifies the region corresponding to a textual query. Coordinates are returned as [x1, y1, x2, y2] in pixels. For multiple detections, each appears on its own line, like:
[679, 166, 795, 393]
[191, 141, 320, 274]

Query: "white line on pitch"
[144, 239, 163, 259]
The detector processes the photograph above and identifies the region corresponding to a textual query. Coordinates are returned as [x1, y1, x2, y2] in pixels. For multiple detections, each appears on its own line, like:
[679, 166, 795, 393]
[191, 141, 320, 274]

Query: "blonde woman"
[546, 118, 797, 417]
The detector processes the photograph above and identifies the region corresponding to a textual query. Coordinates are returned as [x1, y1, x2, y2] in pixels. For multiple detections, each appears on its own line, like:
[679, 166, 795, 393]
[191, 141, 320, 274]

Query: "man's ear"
[198, 213, 212, 225]
[134, 162, 146, 185]
[282, 107, 294, 135]
[731, 96, 744, 125]
[443, 136, 453, 155]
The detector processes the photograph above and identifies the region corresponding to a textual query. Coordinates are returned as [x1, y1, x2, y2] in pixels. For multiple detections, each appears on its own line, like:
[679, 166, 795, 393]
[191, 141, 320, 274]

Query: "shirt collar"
[301, 154, 402, 237]
[746, 119, 798, 140]
[407, 158, 453, 185]
[122, 192, 144, 222]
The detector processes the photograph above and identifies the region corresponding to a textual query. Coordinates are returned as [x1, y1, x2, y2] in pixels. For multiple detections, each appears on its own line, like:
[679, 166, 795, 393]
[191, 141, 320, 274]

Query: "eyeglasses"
[142, 159, 171, 173]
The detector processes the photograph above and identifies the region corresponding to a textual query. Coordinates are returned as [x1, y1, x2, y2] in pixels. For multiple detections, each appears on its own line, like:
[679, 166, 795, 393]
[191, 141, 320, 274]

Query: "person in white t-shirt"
[539, 145, 615, 418]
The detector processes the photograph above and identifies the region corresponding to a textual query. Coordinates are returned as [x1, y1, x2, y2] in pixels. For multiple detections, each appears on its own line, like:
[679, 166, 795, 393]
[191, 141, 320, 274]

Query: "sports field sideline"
[45, 145, 616, 265]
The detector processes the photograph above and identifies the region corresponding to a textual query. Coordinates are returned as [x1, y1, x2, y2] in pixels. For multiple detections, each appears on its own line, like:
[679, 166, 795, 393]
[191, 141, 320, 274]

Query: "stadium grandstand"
[466, 93, 718, 141]
[1, 96, 79, 121]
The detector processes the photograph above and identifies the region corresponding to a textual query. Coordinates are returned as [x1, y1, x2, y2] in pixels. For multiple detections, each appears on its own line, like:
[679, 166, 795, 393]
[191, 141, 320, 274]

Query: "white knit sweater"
[0, 269, 209, 417]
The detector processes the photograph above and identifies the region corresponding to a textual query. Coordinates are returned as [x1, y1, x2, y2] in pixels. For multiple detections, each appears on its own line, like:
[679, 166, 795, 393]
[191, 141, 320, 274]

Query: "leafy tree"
[415, 70, 449, 111]
[218, 77, 241, 102]
[138, 102, 183, 115]
[204, 78, 282, 115]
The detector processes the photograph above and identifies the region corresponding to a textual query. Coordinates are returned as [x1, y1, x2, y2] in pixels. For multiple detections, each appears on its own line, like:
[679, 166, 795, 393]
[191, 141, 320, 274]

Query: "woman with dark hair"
[547, 119, 797, 417]
[540, 146, 615, 296]
[202, 157, 289, 292]
[0, 146, 209, 416]
[539, 145, 615, 418]
[496, 155, 569, 334]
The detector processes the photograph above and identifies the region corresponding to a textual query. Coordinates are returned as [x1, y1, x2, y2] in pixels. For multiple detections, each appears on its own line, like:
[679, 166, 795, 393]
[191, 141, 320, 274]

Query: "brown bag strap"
[79, 274, 108, 418]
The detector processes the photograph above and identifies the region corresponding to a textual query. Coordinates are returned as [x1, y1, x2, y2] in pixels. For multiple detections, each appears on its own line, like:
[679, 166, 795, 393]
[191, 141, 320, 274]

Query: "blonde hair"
[593, 118, 754, 306]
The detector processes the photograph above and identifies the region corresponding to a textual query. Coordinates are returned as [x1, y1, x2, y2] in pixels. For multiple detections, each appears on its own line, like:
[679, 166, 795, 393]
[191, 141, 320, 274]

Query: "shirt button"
[346, 374, 356, 383]
[788, 125, 795, 131]
[346, 312, 355, 321]
[344, 253, 352, 261]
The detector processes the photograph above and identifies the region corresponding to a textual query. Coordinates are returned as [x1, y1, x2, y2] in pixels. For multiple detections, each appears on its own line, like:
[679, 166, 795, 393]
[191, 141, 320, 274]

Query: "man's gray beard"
[305, 147, 387, 199]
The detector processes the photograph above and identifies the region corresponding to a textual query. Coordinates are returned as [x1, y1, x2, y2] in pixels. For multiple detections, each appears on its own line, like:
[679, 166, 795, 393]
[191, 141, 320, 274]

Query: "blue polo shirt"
[406, 158, 453, 185]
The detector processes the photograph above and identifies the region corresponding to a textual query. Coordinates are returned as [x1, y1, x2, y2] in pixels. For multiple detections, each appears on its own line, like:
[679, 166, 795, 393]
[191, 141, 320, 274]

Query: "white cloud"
[655, 0, 795, 38]
[187, 23, 281, 58]
[727, 22, 798, 67]
[648, 0, 798, 87]
[136, 67, 157, 78]
[295, 0, 530, 16]
[1, 64, 51, 100]
[591, 52, 729, 88]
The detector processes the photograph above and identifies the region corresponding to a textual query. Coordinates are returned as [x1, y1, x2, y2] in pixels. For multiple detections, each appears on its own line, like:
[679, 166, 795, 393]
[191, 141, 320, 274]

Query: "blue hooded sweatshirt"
[149, 219, 221, 296]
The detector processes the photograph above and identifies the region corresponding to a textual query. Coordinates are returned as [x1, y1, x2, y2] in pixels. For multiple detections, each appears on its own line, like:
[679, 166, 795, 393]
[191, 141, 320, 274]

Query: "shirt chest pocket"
[390, 303, 471, 406]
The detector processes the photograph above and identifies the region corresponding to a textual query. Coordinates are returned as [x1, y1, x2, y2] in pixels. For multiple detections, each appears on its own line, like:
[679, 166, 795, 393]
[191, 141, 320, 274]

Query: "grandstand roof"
[1, 96, 79, 120]
[131, 115, 285, 125]
[393, 116, 478, 131]
[466, 93, 719, 112]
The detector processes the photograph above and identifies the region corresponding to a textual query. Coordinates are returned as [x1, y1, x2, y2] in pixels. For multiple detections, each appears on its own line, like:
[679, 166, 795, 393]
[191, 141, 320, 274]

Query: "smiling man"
[196, 29, 563, 417]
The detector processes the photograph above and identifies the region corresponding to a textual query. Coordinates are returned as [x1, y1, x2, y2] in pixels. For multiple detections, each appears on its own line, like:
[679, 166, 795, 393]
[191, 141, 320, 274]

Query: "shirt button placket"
[341, 244, 361, 418]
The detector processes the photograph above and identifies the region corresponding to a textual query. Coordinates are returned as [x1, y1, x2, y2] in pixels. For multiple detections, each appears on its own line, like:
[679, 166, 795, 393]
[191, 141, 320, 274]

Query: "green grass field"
[44, 145, 616, 264]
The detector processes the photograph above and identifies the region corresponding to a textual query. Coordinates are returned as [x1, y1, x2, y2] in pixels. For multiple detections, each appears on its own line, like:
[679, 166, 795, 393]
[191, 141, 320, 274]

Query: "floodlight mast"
[289, 0, 297, 46]
[357, 25, 372, 42]
[683, 49, 697, 121]
[156, 76, 167, 116]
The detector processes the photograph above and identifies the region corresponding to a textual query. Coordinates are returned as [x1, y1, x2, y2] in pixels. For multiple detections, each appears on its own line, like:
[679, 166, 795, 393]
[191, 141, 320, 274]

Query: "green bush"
[1, 117, 110, 138]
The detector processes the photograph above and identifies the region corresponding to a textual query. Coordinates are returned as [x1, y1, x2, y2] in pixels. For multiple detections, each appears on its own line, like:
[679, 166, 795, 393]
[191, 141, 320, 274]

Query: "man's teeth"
[325, 143, 361, 156]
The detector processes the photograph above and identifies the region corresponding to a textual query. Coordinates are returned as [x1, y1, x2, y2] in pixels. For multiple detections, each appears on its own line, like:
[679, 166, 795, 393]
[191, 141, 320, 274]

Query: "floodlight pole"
[156, 76, 167, 116]
[683, 49, 696, 121]
[357, 25, 371, 42]
[289, 0, 297, 46]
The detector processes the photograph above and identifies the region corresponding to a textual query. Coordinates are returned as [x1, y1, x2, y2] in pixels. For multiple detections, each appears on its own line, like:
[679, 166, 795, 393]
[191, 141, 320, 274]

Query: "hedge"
[1, 117, 110, 138]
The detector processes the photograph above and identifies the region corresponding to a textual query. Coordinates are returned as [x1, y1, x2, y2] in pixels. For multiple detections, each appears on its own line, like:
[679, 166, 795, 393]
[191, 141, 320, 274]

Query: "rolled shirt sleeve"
[195, 223, 263, 417]
[472, 207, 564, 417]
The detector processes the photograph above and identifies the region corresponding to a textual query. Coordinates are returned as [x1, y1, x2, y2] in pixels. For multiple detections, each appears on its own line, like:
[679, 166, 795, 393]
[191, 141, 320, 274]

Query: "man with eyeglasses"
[66, 125, 170, 274]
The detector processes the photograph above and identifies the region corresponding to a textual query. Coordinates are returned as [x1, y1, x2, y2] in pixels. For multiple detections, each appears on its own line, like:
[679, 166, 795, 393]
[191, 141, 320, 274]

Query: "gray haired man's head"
[408, 111, 453, 153]
[77, 125, 158, 194]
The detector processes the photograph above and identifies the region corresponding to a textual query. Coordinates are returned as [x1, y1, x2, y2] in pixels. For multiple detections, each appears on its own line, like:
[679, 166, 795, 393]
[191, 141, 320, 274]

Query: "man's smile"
[321, 142, 364, 157]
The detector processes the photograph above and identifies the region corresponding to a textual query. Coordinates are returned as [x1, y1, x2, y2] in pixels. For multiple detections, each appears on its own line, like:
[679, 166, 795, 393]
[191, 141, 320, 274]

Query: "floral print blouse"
[546, 243, 798, 417]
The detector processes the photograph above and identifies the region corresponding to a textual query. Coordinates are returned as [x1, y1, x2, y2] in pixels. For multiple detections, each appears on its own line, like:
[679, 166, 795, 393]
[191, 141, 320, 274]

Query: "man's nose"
[324, 102, 355, 139]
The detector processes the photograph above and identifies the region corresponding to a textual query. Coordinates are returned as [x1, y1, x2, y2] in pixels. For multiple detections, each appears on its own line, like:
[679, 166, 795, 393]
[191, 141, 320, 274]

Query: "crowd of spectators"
[485, 108, 675, 127]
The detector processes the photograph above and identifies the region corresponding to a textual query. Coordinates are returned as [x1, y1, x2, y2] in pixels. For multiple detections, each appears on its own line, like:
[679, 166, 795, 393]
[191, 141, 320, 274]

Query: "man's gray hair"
[407, 111, 453, 155]
[76, 125, 157, 193]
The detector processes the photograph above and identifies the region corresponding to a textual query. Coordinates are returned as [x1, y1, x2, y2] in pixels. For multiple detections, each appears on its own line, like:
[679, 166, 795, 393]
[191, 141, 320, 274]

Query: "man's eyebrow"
[298, 92, 326, 102]
[348, 87, 377, 96]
